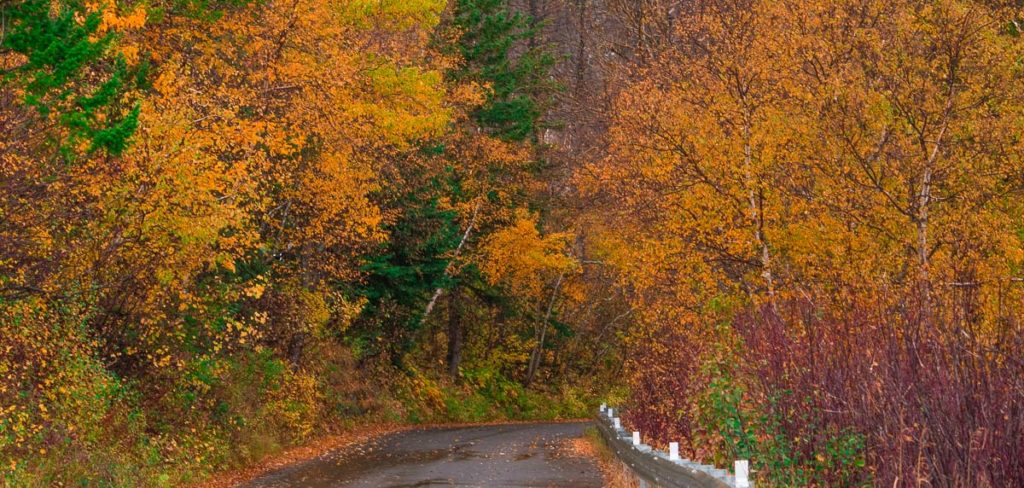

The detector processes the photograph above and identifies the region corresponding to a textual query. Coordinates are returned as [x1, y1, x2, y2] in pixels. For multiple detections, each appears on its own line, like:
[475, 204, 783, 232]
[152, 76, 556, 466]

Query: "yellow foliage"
[581, 0, 1024, 336]
[479, 210, 578, 300]
[341, 0, 446, 31]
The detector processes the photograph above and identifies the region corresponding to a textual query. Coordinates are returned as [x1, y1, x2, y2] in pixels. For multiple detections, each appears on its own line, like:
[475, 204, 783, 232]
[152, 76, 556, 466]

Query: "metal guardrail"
[595, 406, 753, 488]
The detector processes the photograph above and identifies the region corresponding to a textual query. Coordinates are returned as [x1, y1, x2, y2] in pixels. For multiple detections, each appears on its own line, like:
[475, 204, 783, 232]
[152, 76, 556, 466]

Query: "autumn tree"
[1, 1, 458, 481]
[577, 0, 1024, 484]
[578, 0, 807, 324]
[450, 0, 557, 142]
[351, 0, 567, 380]
[790, 0, 1024, 304]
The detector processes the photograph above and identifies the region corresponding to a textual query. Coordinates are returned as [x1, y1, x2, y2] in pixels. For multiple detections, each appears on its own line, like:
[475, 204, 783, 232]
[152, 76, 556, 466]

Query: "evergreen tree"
[450, 0, 557, 142]
[1, 0, 145, 157]
[355, 176, 463, 366]
[352, 0, 558, 371]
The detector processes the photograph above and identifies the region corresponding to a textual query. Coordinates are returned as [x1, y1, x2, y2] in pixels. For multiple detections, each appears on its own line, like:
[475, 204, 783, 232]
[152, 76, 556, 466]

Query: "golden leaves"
[341, 0, 447, 31]
[116, 0, 453, 291]
[90, 1, 148, 34]
[585, 0, 1024, 338]
[358, 66, 450, 146]
[478, 210, 578, 301]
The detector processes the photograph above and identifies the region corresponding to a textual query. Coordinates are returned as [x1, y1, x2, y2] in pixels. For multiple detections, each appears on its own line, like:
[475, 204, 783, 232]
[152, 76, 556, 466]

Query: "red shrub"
[735, 297, 1024, 486]
[624, 326, 707, 452]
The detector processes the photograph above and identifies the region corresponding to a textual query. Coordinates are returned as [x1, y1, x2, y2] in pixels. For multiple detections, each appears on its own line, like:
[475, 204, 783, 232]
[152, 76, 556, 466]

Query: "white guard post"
[735, 460, 750, 488]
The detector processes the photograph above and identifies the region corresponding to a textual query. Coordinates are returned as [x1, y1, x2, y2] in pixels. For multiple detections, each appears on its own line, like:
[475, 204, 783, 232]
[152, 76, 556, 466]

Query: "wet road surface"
[242, 421, 602, 487]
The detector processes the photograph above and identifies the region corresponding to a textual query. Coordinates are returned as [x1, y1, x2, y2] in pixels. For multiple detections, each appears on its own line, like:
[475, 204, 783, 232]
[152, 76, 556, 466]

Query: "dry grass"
[580, 426, 637, 488]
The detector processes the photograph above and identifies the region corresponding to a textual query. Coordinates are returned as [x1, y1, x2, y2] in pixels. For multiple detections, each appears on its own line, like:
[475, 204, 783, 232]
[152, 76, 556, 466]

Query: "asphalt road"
[242, 421, 603, 488]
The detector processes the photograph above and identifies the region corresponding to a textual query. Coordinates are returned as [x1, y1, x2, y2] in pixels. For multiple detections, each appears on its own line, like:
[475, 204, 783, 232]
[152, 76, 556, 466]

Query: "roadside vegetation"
[584, 2, 1024, 486]
[4, 1, 1024, 487]
[582, 426, 633, 488]
[1, 1, 621, 485]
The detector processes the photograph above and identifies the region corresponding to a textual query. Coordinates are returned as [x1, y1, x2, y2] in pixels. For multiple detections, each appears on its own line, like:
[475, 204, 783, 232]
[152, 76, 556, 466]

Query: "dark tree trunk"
[289, 244, 313, 370]
[528, 0, 539, 49]
[287, 331, 306, 370]
[525, 273, 564, 387]
[446, 285, 464, 379]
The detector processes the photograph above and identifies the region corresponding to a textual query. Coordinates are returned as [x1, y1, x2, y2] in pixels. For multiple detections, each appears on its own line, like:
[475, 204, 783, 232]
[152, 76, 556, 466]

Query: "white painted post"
[669, 442, 679, 460]
[735, 460, 750, 488]
[613, 417, 621, 429]
[632, 431, 641, 445]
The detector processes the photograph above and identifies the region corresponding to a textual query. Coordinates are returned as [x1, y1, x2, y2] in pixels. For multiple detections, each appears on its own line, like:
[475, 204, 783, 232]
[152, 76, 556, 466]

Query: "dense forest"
[3, 0, 1024, 486]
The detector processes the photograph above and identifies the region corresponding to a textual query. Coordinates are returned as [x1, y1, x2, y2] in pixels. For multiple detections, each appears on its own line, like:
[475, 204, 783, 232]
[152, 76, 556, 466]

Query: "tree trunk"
[287, 331, 306, 370]
[917, 166, 932, 283]
[446, 285, 464, 379]
[525, 273, 564, 387]
[528, 0, 539, 49]
[743, 112, 775, 303]
[574, 0, 587, 94]
[421, 202, 481, 324]
[916, 79, 954, 303]
[289, 243, 313, 370]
